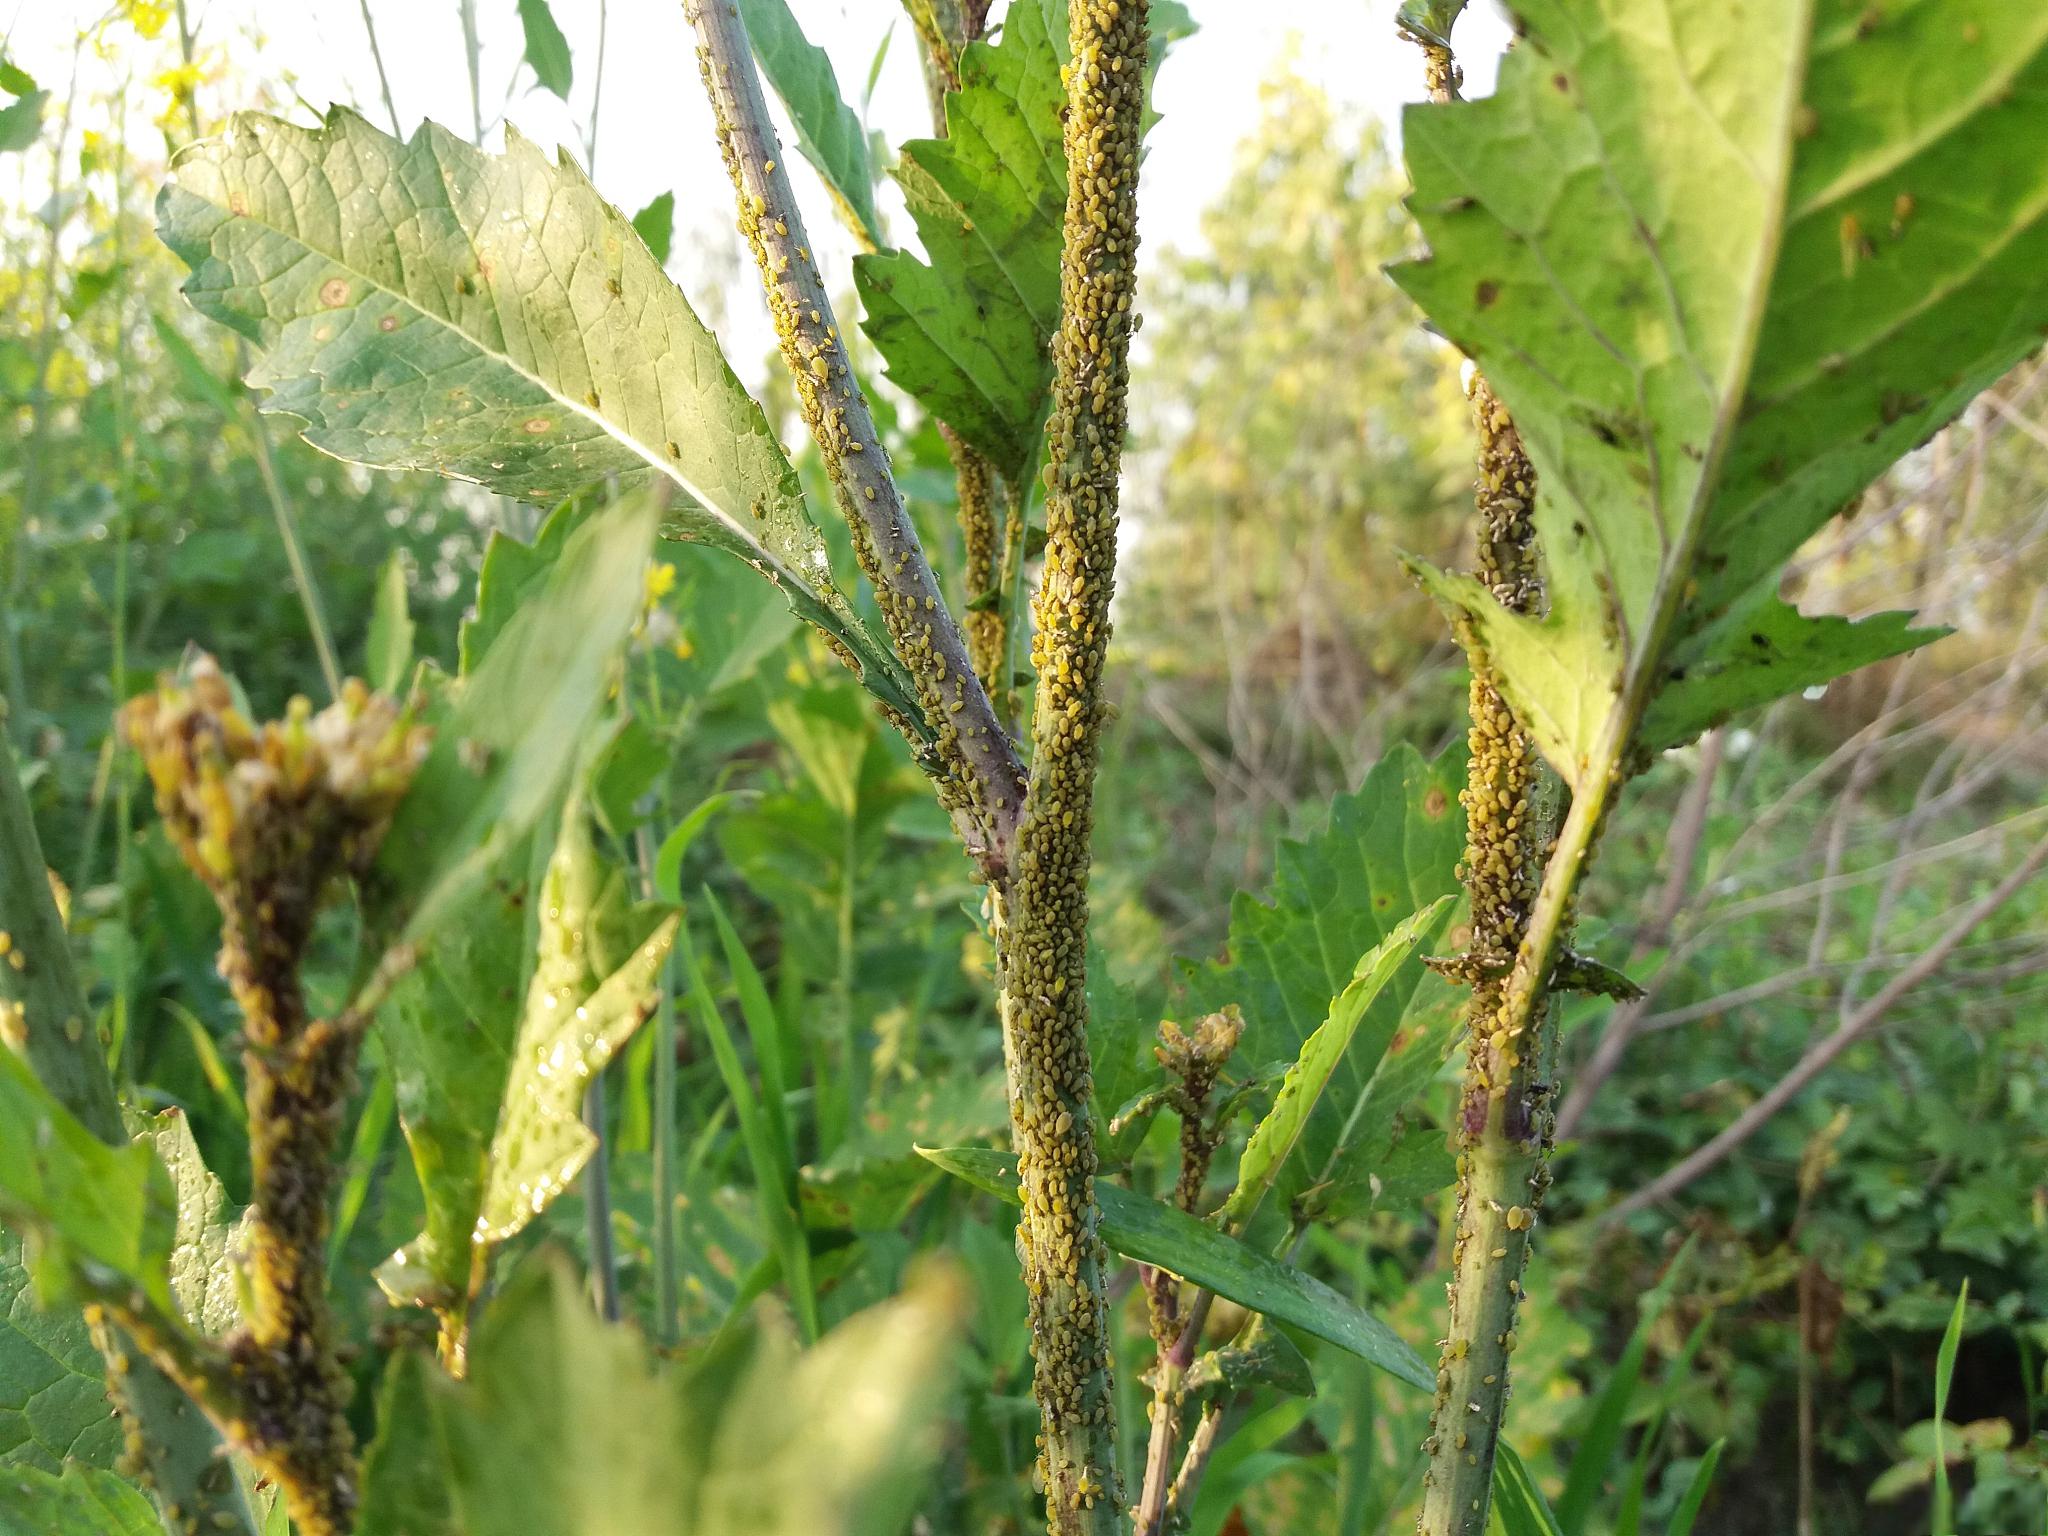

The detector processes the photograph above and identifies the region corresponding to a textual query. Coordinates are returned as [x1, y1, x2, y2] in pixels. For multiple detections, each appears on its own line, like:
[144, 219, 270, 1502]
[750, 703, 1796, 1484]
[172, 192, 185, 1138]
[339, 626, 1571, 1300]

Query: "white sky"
[8, 1, 1508, 376]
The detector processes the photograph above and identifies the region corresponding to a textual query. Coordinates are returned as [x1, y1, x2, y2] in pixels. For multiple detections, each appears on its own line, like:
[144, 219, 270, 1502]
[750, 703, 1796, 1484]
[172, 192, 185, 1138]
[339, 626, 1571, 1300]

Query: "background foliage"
[2, 4, 2045, 1534]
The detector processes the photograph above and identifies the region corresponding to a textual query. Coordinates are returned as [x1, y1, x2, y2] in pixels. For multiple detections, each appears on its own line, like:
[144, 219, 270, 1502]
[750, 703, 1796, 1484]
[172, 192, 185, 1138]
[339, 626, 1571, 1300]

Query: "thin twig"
[1555, 731, 1723, 1139]
[1603, 830, 2048, 1224]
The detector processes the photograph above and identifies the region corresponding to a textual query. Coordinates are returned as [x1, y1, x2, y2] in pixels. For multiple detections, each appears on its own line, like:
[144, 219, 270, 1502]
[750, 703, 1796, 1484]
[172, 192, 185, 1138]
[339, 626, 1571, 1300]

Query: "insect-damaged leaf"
[378, 797, 675, 1315]
[1393, 1, 2048, 786]
[157, 108, 922, 726]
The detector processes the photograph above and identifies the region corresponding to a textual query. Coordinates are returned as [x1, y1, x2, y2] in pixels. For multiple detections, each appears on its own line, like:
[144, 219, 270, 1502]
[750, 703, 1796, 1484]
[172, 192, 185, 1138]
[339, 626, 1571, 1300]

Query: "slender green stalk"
[244, 407, 343, 700]
[582, 1076, 621, 1320]
[586, 0, 610, 168]
[356, 0, 405, 136]
[995, 3, 1153, 1528]
[834, 806, 861, 1150]
[631, 819, 681, 1345]
[458, 0, 485, 145]
[651, 951, 680, 1345]
[685, 0, 1027, 878]
[107, 82, 137, 1079]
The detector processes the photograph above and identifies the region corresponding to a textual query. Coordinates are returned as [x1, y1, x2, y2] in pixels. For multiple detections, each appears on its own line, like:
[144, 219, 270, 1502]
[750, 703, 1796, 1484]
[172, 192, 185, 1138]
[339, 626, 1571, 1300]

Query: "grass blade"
[680, 922, 818, 1341]
[1665, 1440, 1725, 1536]
[1932, 1282, 1969, 1536]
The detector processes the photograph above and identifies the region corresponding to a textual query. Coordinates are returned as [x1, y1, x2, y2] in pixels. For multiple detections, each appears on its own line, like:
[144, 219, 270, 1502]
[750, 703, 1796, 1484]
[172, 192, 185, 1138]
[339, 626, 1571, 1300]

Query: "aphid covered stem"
[686, 0, 1026, 878]
[1412, 240, 1576, 1536]
[122, 659, 427, 1536]
[996, 1, 1151, 1530]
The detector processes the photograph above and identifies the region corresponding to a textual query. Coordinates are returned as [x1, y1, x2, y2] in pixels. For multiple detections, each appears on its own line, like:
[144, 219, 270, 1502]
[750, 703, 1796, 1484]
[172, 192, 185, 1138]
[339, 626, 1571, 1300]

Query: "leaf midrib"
[1603, 0, 1821, 764]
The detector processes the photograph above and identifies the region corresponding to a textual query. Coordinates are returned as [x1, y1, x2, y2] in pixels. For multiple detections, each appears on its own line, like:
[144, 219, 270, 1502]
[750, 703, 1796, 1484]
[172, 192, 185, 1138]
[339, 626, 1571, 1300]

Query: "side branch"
[998, 2, 1152, 1531]
[686, 0, 1026, 876]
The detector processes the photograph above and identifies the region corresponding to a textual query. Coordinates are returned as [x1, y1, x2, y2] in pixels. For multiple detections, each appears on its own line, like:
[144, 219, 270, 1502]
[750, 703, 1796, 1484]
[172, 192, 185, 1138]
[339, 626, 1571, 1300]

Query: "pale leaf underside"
[1394, 0, 2048, 783]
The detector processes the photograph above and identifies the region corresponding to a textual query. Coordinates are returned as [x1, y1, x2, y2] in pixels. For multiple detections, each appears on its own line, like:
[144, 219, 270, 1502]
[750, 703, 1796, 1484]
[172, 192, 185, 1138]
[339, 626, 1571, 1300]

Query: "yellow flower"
[643, 560, 677, 602]
[122, 0, 173, 38]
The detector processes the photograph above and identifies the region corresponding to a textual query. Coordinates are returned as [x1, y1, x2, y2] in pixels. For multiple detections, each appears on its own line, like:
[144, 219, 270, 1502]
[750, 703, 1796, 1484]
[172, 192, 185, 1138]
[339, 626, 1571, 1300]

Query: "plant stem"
[356, 0, 404, 136]
[996, 2, 1153, 1528]
[244, 405, 344, 700]
[651, 951, 680, 1345]
[685, 0, 1026, 879]
[634, 820, 681, 1346]
[911, 6, 1013, 718]
[1418, 367, 1572, 1533]
[586, 0, 609, 169]
[458, 0, 485, 145]
[582, 1075, 621, 1320]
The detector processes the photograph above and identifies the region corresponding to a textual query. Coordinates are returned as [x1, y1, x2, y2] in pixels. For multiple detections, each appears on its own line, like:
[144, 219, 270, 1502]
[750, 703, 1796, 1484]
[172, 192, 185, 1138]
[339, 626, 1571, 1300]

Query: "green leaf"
[140, 1110, 244, 1339]
[1184, 1325, 1315, 1403]
[631, 191, 675, 265]
[0, 1051, 174, 1319]
[1666, 1441, 1725, 1536]
[363, 491, 660, 950]
[1396, 0, 1467, 50]
[918, 1146, 1431, 1391]
[853, 1, 1067, 483]
[1187, 744, 1466, 1208]
[474, 799, 677, 1247]
[1392, 1, 2048, 785]
[1215, 897, 1450, 1230]
[0, 62, 36, 96]
[651, 792, 744, 905]
[0, 1235, 123, 1472]
[0, 1465, 159, 1536]
[1491, 1440, 1564, 1536]
[736, 0, 884, 249]
[158, 108, 922, 726]
[590, 714, 666, 835]
[0, 90, 45, 155]
[375, 852, 525, 1312]
[356, 1256, 964, 1536]
[516, 0, 573, 99]
[366, 550, 414, 695]
[1087, 945, 1164, 1166]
